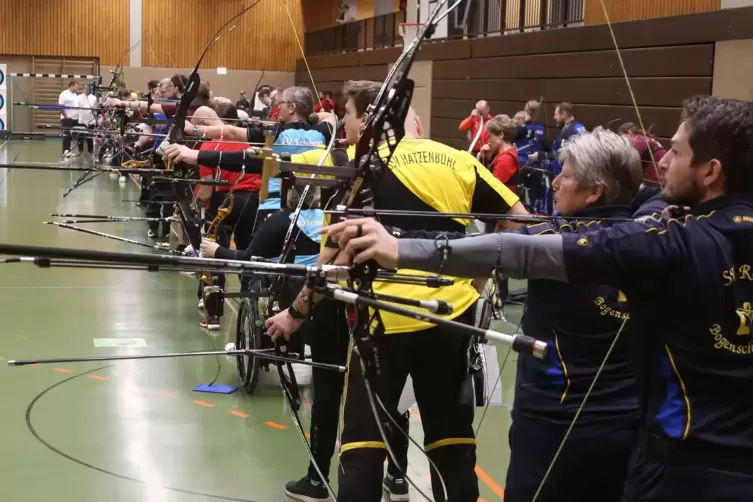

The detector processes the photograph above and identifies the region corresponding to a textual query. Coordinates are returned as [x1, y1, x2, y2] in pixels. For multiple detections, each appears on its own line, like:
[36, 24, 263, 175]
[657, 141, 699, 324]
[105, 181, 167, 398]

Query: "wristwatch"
[192, 124, 200, 136]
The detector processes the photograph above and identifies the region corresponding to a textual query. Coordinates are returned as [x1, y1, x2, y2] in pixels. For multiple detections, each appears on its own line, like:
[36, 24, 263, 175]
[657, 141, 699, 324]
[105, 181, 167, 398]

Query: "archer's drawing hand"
[162, 144, 199, 165]
[103, 98, 123, 108]
[200, 239, 220, 258]
[265, 309, 304, 341]
[661, 205, 691, 219]
[322, 218, 399, 268]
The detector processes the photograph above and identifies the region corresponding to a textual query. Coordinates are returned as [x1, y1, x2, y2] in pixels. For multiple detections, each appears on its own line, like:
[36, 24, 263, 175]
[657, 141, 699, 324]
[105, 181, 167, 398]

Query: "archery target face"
[0, 118, 5, 131]
[0, 66, 5, 87]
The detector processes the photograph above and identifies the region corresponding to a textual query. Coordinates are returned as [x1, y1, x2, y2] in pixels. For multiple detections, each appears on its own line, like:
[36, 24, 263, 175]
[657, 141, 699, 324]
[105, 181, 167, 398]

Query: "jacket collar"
[571, 204, 633, 220]
[692, 194, 753, 215]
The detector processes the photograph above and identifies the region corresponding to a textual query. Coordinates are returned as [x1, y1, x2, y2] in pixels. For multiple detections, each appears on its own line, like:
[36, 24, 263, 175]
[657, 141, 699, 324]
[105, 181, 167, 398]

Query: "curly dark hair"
[681, 95, 753, 194]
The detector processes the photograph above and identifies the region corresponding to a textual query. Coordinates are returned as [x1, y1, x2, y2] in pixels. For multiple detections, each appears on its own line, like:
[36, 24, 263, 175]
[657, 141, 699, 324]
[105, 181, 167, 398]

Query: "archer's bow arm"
[398, 233, 568, 282]
[197, 149, 263, 172]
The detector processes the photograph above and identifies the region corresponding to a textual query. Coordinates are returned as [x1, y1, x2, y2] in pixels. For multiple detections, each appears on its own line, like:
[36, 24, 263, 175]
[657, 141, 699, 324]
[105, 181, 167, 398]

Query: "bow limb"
[331, 2, 466, 501]
[247, 5, 340, 497]
[597, 1, 660, 181]
[161, 1, 263, 251]
[530, 3, 650, 500]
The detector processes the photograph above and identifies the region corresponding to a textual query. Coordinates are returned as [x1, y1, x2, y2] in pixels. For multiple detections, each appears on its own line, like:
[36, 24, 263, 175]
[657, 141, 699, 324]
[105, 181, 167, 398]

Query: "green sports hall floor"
[0, 139, 523, 502]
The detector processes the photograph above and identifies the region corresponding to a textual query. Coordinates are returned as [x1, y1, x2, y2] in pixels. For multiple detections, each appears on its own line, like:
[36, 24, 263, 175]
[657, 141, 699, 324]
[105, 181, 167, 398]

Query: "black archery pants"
[61, 118, 77, 153]
[208, 190, 259, 253]
[505, 413, 635, 502]
[77, 124, 95, 153]
[199, 190, 260, 314]
[147, 183, 175, 239]
[337, 307, 478, 502]
[305, 299, 409, 484]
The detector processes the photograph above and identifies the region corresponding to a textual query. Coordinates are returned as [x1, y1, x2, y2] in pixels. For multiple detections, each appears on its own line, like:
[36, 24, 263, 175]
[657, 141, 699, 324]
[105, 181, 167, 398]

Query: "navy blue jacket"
[562, 195, 753, 450]
[515, 205, 639, 427]
[632, 187, 668, 220]
[515, 121, 545, 164]
[546, 120, 586, 176]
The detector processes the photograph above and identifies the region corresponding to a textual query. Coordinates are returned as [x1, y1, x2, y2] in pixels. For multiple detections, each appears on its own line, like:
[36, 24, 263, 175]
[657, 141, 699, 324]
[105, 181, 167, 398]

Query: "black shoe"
[383, 474, 409, 502]
[283, 476, 330, 502]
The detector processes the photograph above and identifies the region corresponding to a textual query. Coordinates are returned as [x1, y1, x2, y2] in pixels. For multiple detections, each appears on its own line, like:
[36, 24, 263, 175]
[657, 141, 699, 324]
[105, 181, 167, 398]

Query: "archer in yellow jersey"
[265, 80, 528, 502]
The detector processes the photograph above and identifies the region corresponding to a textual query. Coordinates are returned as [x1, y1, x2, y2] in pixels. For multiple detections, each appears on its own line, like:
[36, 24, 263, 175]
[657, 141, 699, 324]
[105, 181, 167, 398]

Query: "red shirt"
[459, 114, 490, 152]
[314, 98, 335, 113]
[269, 106, 280, 121]
[630, 134, 666, 182]
[490, 147, 520, 193]
[199, 141, 260, 192]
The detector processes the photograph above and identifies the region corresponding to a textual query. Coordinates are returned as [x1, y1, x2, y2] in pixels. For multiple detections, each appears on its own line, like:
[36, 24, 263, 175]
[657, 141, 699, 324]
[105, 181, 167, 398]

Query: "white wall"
[721, 0, 753, 8]
[374, 0, 395, 16]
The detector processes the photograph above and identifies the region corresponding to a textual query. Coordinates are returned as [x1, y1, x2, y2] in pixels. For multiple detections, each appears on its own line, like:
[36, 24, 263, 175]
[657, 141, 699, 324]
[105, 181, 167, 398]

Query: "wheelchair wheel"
[236, 298, 264, 394]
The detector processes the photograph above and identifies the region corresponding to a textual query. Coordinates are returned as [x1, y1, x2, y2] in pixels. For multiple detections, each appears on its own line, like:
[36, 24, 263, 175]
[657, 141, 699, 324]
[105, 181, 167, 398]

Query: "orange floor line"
[87, 375, 109, 381]
[265, 421, 288, 430]
[53, 368, 73, 373]
[29, 363, 40, 367]
[0, 356, 4, 361]
[192, 400, 215, 408]
[229, 410, 250, 418]
[158, 391, 176, 397]
[475, 466, 504, 500]
[305, 432, 311, 439]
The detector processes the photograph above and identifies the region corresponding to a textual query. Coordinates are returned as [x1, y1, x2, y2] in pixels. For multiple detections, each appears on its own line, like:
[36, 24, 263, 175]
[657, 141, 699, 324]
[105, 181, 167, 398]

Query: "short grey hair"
[282, 86, 317, 123]
[558, 127, 642, 205]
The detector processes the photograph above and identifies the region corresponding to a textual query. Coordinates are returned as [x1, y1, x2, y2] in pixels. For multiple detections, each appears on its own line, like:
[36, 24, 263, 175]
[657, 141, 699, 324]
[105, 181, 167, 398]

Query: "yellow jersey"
[352, 138, 518, 334]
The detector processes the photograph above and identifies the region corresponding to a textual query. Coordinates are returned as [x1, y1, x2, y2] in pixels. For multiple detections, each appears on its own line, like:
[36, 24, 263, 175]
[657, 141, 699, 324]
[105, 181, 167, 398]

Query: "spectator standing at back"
[529, 102, 586, 176]
[337, 3, 356, 23]
[480, 114, 520, 193]
[459, 100, 492, 157]
[77, 84, 97, 159]
[618, 122, 666, 183]
[314, 91, 335, 113]
[236, 91, 251, 111]
[515, 99, 545, 164]
[58, 81, 79, 157]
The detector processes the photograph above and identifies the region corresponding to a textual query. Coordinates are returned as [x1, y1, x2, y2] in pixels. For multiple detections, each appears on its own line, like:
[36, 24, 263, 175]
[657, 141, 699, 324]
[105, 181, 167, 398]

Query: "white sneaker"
[198, 298, 205, 310]
[119, 175, 127, 183]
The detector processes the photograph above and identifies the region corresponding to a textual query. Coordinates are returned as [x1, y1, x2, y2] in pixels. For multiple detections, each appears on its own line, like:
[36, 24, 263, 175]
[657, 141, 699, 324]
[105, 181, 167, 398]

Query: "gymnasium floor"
[0, 139, 522, 502]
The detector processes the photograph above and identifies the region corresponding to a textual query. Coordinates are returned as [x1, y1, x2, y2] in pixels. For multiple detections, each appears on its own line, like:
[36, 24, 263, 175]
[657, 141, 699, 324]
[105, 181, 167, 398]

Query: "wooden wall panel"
[0, 0, 129, 65]
[142, 0, 305, 71]
[585, 0, 721, 25]
[433, 45, 713, 79]
[431, 39, 714, 147]
[302, 0, 341, 31]
[358, 0, 375, 19]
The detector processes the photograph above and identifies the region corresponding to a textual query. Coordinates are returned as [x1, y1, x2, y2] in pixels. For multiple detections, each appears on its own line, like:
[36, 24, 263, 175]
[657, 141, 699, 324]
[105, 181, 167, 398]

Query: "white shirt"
[253, 93, 266, 111]
[58, 89, 79, 121]
[77, 93, 97, 125]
